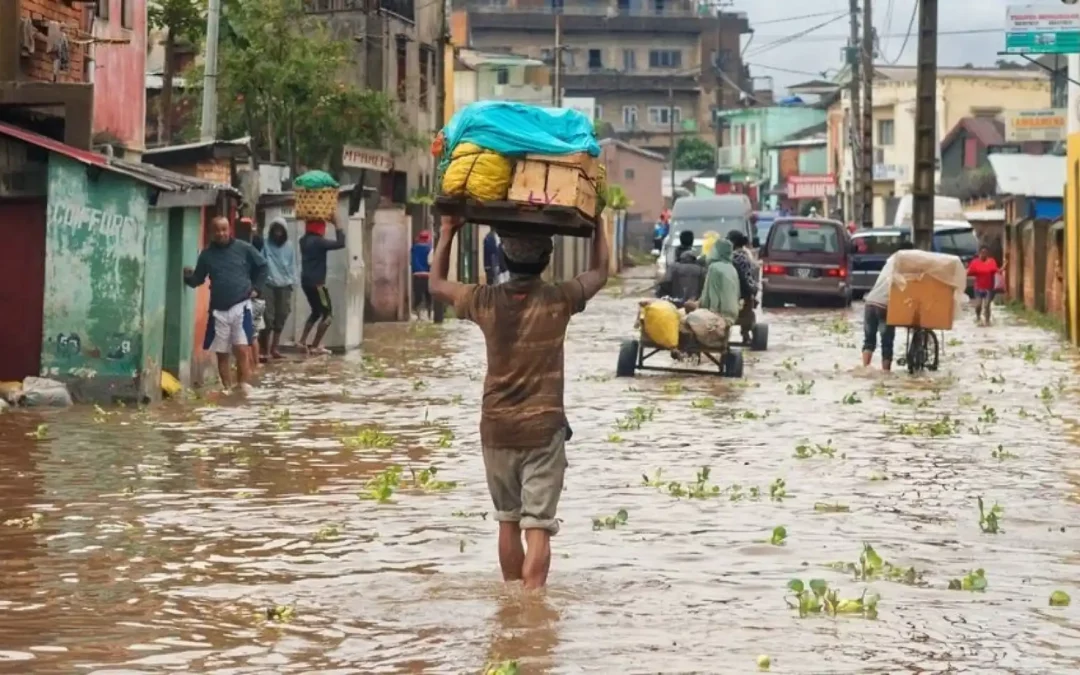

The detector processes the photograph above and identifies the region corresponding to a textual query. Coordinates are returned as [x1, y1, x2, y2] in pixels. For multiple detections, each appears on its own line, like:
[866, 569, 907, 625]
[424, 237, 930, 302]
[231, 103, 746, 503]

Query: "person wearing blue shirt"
[652, 210, 671, 251]
[411, 230, 433, 319]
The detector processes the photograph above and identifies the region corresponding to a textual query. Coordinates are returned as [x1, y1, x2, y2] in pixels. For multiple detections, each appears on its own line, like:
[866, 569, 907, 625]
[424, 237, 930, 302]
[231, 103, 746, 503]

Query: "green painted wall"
[142, 208, 168, 401]
[41, 155, 150, 401]
[162, 207, 200, 385]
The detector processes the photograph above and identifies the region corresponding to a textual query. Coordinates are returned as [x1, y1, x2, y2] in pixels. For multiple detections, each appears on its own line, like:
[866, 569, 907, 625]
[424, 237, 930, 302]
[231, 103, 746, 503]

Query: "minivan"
[849, 223, 979, 298]
[655, 194, 756, 281]
[760, 217, 852, 308]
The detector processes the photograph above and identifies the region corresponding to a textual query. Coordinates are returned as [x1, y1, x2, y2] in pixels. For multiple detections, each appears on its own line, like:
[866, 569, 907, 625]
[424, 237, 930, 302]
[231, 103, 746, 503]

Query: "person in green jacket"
[696, 239, 741, 322]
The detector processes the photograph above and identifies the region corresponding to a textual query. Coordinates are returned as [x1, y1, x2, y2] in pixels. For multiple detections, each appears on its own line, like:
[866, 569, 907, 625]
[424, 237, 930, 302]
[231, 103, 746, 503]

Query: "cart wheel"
[616, 340, 639, 377]
[723, 348, 745, 378]
[750, 322, 769, 352]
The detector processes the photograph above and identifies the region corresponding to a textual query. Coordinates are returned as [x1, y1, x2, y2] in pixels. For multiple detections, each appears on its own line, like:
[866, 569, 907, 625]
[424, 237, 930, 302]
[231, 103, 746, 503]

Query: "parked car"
[760, 217, 852, 308]
[752, 211, 778, 246]
[655, 194, 757, 282]
[849, 223, 978, 299]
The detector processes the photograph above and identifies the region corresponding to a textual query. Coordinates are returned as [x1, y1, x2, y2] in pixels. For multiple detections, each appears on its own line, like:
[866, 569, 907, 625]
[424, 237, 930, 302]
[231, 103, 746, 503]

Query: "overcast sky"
[734, 0, 1017, 91]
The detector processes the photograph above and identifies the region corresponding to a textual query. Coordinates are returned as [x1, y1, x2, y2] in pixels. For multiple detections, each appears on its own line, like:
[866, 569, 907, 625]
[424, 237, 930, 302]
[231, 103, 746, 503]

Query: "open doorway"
[163, 208, 186, 380]
[0, 199, 46, 381]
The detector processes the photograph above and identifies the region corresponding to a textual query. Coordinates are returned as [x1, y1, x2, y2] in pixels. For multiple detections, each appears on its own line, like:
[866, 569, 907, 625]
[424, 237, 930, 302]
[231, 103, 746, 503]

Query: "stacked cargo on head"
[293, 170, 340, 220]
[433, 101, 605, 238]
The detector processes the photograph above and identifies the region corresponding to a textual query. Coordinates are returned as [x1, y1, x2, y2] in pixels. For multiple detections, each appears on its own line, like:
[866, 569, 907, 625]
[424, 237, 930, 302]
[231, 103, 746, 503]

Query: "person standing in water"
[299, 215, 344, 355]
[184, 216, 267, 391]
[262, 217, 298, 359]
[411, 230, 433, 319]
[967, 245, 1004, 326]
[429, 216, 609, 590]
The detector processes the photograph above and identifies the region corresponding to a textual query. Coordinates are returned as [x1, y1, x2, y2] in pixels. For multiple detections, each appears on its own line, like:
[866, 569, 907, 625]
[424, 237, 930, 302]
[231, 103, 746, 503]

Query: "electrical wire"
[747, 62, 831, 78]
[753, 10, 857, 25]
[884, 0, 918, 64]
[743, 28, 997, 43]
[880, 0, 895, 56]
[744, 12, 849, 59]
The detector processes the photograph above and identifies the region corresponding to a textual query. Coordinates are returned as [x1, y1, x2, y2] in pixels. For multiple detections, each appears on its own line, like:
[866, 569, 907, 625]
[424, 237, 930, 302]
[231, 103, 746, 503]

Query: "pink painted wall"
[90, 0, 147, 151]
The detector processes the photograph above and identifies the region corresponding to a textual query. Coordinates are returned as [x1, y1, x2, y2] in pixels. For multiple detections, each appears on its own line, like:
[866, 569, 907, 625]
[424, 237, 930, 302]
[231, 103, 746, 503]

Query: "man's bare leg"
[234, 345, 252, 387]
[216, 353, 233, 390]
[498, 521, 525, 582]
[299, 321, 315, 353]
[270, 331, 284, 359]
[311, 320, 332, 350]
[861, 350, 873, 367]
[522, 528, 552, 590]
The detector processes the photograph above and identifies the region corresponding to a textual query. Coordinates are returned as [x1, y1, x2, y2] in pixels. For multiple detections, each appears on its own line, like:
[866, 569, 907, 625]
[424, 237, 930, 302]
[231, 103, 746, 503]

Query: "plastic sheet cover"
[865, 249, 968, 316]
[440, 101, 601, 159]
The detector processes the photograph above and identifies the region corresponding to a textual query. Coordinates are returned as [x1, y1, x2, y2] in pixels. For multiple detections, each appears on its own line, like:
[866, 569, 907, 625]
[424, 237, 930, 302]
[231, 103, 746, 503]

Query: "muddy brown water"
[2, 273, 1080, 674]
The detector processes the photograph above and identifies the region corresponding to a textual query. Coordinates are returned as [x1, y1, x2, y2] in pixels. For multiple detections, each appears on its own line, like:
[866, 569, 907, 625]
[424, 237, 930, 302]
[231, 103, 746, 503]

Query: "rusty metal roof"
[0, 121, 237, 195]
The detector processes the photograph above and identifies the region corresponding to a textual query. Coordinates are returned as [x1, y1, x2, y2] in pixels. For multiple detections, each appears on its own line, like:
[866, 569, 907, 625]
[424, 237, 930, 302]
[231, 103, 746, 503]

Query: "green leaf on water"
[770, 525, 787, 546]
[787, 579, 804, 593]
[1050, 590, 1071, 606]
[808, 578, 828, 598]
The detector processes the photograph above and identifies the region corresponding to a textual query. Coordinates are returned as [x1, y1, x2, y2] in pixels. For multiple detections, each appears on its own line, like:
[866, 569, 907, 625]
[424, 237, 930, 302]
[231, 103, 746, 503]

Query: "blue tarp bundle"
[440, 101, 601, 159]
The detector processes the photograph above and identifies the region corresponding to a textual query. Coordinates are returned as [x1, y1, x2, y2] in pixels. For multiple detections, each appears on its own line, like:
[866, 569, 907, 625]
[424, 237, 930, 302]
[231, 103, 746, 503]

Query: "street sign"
[1004, 108, 1067, 141]
[342, 146, 393, 172]
[1005, 5, 1080, 54]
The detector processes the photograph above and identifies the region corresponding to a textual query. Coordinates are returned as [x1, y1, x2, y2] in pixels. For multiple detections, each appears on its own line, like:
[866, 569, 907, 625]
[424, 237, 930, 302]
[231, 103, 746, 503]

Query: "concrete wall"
[91, 0, 147, 152]
[1005, 218, 1065, 320]
[599, 143, 664, 238]
[40, 154, 151, 401]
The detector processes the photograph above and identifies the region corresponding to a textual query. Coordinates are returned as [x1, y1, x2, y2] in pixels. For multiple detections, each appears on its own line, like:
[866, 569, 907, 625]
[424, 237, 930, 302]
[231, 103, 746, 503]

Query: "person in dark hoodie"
[184, 216, 268, 392]
[299, 215, 345, 355]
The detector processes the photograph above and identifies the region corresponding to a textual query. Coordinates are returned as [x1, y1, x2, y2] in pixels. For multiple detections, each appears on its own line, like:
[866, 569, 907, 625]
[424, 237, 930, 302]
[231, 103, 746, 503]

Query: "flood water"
[2, 270, 1080, 674]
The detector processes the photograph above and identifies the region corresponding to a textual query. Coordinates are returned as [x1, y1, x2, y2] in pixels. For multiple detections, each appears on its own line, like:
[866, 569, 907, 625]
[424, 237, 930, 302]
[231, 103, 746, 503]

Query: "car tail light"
[824, 267, 847, 279]
[763, 264, 786, 275]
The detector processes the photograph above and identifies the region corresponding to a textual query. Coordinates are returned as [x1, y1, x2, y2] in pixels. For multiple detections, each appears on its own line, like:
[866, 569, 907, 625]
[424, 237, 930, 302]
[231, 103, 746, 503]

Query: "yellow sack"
[441, 142, 513, 202]
[701, 231, 721, 258]
[161, 371, 182, 397]
[641, 300, 680, 349]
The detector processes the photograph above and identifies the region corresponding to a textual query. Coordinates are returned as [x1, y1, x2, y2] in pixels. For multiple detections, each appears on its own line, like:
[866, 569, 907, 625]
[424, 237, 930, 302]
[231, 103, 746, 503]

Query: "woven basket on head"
[295, 188, 337, 220]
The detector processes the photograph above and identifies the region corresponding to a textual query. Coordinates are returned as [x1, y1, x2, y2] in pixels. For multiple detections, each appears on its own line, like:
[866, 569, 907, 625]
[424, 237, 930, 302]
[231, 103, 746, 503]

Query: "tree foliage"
[198, 0, 418, 170]
[148, 0, 205, 43]
[940, 167, 997, 201]
[673, 136, 716, 172]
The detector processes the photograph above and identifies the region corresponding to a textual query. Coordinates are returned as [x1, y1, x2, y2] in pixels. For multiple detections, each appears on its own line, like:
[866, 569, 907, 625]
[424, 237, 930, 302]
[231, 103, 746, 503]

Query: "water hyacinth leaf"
[770, 526, 787, 546]
[808, 578, 828, 597]
[1050, 590, 1071, 606]
[787, 579, 804, 594]
[616, 509, 629, 524]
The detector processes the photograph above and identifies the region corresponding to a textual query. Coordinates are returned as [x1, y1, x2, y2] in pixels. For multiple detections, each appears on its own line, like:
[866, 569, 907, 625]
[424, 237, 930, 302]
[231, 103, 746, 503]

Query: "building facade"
[305, 0, 439, 214]
[829, 65, 1051, 228]
[450, 0, 750, 155]
[89, 0, 148, 155]
[453, 49, 553, 110]
[599, 138, 664, 249]
[715, 105, 827, 202]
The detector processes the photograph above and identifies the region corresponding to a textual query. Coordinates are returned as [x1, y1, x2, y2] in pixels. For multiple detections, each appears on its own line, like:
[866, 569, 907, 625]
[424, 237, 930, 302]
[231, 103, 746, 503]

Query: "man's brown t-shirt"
[454, 277, 587, 451]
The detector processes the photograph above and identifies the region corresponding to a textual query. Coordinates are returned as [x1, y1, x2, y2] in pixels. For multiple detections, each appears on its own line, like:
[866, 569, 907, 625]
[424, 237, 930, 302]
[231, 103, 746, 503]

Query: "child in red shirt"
[967, 246, 1004, 326]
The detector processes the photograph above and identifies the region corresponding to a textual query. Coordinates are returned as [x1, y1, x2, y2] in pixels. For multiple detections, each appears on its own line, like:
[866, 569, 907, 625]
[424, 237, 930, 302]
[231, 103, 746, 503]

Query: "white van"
[655, 194, 755, 280]
[892, 195, 968, 228]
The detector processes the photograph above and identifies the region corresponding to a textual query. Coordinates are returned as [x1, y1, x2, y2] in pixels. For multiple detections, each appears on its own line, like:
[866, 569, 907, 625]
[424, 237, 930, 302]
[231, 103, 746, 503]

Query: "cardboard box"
[886, 277, 956, 331]
[508, 154, 601, 218]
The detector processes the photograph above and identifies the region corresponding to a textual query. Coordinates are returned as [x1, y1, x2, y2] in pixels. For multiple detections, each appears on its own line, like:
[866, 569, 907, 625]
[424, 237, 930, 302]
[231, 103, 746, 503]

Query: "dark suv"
[849, 224, 978, 298]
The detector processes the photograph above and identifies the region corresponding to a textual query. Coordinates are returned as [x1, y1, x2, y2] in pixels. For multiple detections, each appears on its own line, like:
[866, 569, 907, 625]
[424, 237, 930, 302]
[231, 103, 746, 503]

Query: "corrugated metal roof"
[143, 136, 251, 156]
[0, 121, 237, 194]
[599, 138, 665, 162]
[988, 153, 1065, 198]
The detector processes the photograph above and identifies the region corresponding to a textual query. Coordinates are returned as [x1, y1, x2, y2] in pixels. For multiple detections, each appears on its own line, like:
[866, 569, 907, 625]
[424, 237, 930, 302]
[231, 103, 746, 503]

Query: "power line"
[746, 62, 830, 78]
[880, 0, 895, 55]
[744, 28, 996, 42]
[884, 0, 919, 64]
[753, 10, 857, 25]
[744, 12, 849, 58]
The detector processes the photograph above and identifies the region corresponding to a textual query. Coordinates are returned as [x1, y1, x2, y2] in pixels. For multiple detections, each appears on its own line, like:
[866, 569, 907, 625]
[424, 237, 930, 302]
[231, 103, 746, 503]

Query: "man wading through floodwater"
[430, 216, 609, 589]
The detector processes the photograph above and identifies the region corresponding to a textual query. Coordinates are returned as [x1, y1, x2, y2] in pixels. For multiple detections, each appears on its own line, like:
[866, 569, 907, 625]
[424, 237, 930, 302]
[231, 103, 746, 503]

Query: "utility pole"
[433, 0, 449, 324]
[860, 0, 874, 229]
[713, 31, 726, 194]
[669, 86, 676, 202]
[910, 0, 937, 251]
[553, 13, 563, 107]
[847, 0, 862, 226]
[200, 0, 222, 141]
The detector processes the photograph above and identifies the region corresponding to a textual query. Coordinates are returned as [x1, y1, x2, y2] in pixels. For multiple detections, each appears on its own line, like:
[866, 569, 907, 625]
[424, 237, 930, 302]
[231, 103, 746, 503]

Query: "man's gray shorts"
[482, 428, 567, 535]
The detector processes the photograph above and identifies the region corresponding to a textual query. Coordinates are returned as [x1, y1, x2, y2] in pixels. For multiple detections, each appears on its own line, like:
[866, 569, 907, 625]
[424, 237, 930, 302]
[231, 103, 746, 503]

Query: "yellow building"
[828, 65, 1050, 227]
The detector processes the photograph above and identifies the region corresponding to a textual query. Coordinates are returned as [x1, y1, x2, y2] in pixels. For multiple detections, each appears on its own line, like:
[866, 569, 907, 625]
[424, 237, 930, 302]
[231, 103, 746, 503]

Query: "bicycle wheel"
[907, 330, 926, 374]
[924, 330, 940, 372]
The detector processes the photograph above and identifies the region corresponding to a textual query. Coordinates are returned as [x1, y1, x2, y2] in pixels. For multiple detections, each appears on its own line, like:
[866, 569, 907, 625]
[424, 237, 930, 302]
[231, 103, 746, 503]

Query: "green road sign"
[1006, 5, 1080, 55]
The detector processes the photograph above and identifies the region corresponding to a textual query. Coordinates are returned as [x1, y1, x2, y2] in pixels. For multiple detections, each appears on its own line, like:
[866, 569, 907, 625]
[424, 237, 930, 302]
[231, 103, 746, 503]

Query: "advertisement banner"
[1004, 108, 1066, 141]
[786, 175, 837, 200]
[1005, 5, 1080, 54]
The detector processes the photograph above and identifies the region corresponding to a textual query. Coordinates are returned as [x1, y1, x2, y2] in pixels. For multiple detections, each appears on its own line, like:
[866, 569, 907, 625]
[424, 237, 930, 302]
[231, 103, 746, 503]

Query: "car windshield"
[853, 232, 909, 255]
[769, 222, 840, 253]
[935, 228, 978, 256]
[755, 220, 774, 242]
[670, 217, 746, 239]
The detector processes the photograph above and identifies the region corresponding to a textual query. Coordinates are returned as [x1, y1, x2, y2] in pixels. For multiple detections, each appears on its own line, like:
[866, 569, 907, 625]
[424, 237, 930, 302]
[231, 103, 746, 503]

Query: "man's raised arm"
[429, 215, 471, 308]
[573, 221, 610, 301]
